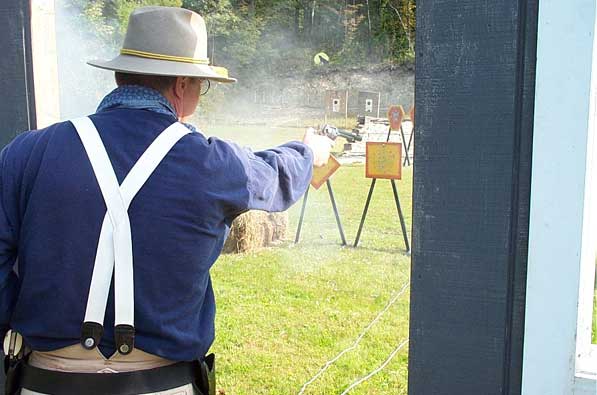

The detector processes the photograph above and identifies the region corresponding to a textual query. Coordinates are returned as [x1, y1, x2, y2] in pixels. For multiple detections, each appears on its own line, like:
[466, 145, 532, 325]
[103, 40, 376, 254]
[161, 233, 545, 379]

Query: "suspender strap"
[71, 117, 134, 346]
[71, 117, 191, 353]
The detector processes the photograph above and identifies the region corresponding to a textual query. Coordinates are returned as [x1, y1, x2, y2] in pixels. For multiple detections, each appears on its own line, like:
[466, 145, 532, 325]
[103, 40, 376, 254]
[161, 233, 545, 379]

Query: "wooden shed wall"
[409, 0, 538, 394]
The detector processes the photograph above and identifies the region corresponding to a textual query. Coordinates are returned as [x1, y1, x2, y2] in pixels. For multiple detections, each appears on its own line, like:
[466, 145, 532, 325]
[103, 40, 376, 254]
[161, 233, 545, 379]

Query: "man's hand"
[303, 128, 334, 167]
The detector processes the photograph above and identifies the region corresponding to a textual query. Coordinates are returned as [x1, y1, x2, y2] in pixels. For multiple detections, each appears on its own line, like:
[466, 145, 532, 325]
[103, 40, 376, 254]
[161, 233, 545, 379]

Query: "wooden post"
[30, 0, 60, 128]
[408, 0, 538, 394]
[0, 0, 36, 149]
[376, 91, 381, 118]
[344, 89, 349, 129]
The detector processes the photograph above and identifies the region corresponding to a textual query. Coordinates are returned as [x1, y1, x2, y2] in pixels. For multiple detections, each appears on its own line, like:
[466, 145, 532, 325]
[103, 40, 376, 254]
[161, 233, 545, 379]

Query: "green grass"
[207, 127, 412, 395]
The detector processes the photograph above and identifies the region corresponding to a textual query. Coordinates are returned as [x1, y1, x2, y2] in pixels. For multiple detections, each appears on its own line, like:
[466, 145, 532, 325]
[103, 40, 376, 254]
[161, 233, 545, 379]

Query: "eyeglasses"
[200, 79, 211, 96]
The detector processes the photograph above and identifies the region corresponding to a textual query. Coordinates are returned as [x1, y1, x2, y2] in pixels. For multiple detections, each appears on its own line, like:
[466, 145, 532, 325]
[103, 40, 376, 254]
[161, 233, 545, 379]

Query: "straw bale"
[222, 210, 288, 254]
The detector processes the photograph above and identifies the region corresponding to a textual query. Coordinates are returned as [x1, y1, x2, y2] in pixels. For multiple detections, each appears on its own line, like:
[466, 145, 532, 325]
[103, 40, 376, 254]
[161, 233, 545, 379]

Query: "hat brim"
[88, 55, 236, 83]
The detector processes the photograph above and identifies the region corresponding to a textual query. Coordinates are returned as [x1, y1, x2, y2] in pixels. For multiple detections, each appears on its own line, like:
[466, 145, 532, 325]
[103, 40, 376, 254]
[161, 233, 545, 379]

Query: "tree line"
[72, 0, 415, 83]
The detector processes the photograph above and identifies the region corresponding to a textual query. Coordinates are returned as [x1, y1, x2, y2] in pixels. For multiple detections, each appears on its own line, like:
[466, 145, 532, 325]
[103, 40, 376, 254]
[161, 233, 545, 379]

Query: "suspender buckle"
[3, 330, 24, 362]
[115, 324, 135, 355]
[81, 322, 104, 350]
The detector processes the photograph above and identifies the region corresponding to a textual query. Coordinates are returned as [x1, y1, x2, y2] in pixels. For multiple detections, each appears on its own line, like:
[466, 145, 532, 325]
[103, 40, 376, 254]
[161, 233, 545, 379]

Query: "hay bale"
[222, 211, 288, 254]
[267, 212, 288, 242]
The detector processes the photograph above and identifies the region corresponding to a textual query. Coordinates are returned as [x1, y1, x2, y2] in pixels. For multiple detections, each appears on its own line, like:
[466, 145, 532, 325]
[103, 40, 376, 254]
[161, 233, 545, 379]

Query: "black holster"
[194, 353, 216, 395]
[4, 356, 24, 395]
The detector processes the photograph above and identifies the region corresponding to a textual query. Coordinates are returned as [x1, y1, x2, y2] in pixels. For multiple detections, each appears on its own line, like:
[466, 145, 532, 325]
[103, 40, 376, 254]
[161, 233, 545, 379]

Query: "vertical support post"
[345, 89, 349, 128]
[409, 0, 538, 393]
[0, 0, 37, 149]
[377, 91, 381, 118]
[354, 178, 376, 247]
[30, 0, 60, 128]
[326, 179, 347, 246]
[294, 187, 309, 244]
[391, 179, 410, 252]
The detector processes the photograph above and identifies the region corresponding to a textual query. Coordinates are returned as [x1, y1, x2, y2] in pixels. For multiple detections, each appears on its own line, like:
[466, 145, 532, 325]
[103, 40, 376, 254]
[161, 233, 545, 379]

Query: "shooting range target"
[313, 52, 330, 65]
[311, 155, 341, 189]
[366, 142, 402, 180]
[388, 105, 405, 131]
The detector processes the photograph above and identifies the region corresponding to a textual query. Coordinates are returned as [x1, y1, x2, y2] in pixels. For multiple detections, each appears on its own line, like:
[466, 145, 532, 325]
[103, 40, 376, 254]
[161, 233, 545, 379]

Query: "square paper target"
[366, 142, 402, 179]
[311, 155, 341, 189]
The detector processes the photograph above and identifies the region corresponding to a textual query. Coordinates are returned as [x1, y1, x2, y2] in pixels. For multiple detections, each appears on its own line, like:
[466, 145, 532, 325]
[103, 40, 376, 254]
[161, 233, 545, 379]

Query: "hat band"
[120, 48, 210, 65]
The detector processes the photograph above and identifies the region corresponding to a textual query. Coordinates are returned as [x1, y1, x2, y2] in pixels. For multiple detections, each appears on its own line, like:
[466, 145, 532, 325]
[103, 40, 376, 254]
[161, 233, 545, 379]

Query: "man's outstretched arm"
[216, 129, 333, 217]
[242, 129, 332, 213]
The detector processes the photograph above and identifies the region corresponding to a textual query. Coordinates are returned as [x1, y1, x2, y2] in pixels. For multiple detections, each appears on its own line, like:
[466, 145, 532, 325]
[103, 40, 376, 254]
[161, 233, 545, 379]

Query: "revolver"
[318, 125, 363, 143]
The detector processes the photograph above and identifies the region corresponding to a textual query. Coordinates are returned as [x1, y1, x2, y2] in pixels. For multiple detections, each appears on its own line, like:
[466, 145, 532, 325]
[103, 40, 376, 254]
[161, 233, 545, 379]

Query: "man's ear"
[173, 76, 189, 99]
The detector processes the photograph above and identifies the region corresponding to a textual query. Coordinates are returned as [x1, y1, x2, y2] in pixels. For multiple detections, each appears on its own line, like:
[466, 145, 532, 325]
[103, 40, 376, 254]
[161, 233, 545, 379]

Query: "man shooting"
[0, 6, 332, 395]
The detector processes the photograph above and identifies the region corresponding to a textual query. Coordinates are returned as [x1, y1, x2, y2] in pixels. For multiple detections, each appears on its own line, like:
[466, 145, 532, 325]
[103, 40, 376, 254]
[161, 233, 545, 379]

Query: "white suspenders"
[70, 117, 191, 354]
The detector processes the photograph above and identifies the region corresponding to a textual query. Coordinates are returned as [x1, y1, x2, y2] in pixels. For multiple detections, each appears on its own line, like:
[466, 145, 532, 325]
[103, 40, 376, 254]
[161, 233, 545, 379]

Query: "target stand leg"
[403, 132, 414, 167]
[399, 126, 411, 167]
[326, 179, 347, 245]
[391, 180, 410, 252]
[294, 187, 310, 244]
[354, 178, 377, 247]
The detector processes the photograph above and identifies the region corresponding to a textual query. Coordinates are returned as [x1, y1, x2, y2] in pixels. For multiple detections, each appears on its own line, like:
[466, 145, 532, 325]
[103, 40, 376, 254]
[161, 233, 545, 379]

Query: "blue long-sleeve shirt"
[0, 90, 313, 361]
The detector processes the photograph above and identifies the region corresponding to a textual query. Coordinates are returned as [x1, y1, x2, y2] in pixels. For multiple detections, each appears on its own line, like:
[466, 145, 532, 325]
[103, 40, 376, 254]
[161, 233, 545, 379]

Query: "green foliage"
[70, 0, 416, 79]
[70, 0, 183, 44]
[182, 0, 238, 36]
[114, 0, 184, 34]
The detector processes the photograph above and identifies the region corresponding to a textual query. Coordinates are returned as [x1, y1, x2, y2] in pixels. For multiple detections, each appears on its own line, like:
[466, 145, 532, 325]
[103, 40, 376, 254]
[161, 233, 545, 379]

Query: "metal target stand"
[353, 108, 411, 252]
[294, 160, 347, 246]
[403, 106, 415, 167]
[399, 124, 412, 167]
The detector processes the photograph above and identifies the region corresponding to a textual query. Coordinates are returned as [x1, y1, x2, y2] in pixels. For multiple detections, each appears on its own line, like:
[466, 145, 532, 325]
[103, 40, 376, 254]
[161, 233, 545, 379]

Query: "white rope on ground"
[297, 281, 410, 395]
[339, 338, 409, 395]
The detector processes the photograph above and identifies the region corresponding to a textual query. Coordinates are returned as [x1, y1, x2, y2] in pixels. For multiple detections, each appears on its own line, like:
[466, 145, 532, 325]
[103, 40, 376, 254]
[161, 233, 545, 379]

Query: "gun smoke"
[50, 0, 413, 245]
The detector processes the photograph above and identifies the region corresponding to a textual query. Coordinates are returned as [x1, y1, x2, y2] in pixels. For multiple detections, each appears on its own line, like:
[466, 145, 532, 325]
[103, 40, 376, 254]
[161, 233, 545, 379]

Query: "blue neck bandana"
[97, 85, 198, 133]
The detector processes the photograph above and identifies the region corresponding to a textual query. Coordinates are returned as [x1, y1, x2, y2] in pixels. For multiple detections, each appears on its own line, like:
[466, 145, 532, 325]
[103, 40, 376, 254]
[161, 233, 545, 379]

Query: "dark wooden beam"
[408, 0, 538, 394]
[0, 0, 36, 149]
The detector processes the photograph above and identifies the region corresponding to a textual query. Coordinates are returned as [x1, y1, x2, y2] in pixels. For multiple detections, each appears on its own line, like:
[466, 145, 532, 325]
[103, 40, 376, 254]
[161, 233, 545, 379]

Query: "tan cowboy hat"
[88, 6, 236, 83]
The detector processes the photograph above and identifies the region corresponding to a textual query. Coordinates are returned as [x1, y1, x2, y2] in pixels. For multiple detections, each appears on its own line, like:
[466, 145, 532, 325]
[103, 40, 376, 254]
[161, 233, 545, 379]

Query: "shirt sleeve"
[225, 140, 314, 214]
[0, 144, 20, 339]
